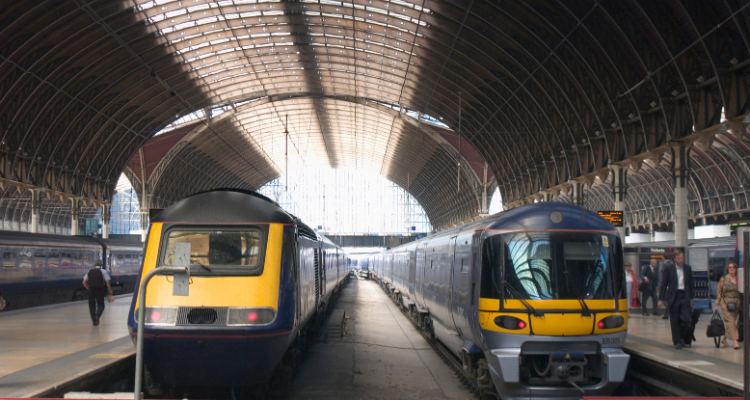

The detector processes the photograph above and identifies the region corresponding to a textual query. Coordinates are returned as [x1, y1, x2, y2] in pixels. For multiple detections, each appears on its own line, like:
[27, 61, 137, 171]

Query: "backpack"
[88, 268, 104, 290]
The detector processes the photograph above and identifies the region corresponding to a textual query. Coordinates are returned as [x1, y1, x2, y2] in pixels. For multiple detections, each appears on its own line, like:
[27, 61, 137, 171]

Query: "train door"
[446, 236, 459, 329]
[416, 243, 427, 306]
[320, 249, 327, 300]
[408, 248, 417, 298]
[451, 236, 472, 337]
[313, 248, 320, 309]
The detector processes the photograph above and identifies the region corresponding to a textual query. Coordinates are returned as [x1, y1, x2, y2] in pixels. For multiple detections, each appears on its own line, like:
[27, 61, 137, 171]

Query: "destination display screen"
[597, 211, 624, 227]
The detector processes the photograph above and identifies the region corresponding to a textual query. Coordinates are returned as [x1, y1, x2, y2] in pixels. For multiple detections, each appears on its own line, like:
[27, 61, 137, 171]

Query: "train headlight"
[136, 306, 178, 326]
[597, 315, 625, 329]
[494, 315, 527, 330]
[227, 307, 276, 326]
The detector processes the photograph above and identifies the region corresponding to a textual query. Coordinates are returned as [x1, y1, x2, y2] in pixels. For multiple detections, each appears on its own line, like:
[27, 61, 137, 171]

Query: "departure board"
[597, 211, 624, 227]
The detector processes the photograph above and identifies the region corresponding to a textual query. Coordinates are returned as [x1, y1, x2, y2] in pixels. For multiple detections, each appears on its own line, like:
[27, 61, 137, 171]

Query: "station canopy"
[1, 0, 750, 231]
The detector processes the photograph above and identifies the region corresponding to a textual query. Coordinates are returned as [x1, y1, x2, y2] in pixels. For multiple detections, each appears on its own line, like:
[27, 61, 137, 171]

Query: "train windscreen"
[481, 231, 624, 301]
[160, 228, 264, 275]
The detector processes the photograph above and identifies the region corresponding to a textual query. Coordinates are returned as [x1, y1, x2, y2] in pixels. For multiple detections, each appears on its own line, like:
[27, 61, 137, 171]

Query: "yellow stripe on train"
[134, 223, 284, 313]
[478, 298, 629, 335]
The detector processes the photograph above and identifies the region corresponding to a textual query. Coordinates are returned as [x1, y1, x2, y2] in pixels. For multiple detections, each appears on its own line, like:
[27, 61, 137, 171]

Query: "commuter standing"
[640, 259, 659, 316]
[83, 260, 113, 326]
[625, 263, 637, 309]
[659, 253, 673, 320]
[658, 250, 694, 349]
[714, 262, 741, 349]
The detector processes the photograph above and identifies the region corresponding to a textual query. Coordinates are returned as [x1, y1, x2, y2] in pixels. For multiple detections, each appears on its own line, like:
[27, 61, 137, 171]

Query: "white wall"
[625, 233, 651, 244]
[694, 225, 731, 239]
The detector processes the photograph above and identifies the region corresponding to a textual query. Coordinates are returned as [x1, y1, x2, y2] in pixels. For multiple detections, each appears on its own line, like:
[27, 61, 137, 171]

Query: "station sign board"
[597, 211, 624, 227]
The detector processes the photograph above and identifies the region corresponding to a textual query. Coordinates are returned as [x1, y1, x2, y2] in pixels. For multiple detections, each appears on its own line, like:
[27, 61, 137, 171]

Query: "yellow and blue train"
[371, 203, 630, 400]
[127, 189, 347, 391]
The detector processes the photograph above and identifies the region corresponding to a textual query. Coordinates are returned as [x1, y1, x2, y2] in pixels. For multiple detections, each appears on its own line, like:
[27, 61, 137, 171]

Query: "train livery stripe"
[479, 298, 622, 311]
[135, 223, 284, 311]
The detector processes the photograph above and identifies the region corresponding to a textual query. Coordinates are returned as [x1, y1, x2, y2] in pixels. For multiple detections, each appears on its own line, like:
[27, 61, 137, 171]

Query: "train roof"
[0, 231, 141, 248]
[485, 202, 617, 233]
[152, 188, 295, 225]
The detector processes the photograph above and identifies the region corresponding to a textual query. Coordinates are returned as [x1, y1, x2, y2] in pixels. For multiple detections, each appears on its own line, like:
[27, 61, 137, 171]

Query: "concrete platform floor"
[289, 279, 472, 400]
[0, 295, 131, 378]
[625, 310, 743, 391]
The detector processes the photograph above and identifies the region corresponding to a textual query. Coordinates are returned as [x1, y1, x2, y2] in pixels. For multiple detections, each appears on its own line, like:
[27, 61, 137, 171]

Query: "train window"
[61, 252, 72, 267]
[160, 228, 265, 275]
[481, 232, 620, 302]
[3, 250, 17, 268]
[48, 251, 60, 267]
[72, 252, 83, 268]
[84, 252, 94, 267]
[19, 249, 33, 268]
[34, 249, 47, 268]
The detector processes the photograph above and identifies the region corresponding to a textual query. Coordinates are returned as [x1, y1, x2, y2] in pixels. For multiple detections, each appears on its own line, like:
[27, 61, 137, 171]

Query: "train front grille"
[177, 307, 228, 325]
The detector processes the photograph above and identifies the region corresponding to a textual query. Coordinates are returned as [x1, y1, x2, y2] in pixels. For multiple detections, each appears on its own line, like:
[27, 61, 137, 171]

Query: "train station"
[0, 0, 749, 399]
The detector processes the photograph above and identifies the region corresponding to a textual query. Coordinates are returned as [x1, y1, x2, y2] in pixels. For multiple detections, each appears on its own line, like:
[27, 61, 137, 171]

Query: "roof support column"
[30, 189, 42, 233]
[479, 163, 489, 216]
[672, 143, 692, 251]
[101, 204, 111, 239]
[543, 191, 555, 202]
[569, 179, 585, 207]
[70, 198, 80, 236]
[610, 164, 628, 239]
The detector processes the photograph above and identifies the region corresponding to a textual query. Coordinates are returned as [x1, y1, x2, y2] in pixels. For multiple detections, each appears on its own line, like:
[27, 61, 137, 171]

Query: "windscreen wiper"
[191, 261, 212, 273]
[562, 267, 591, 316]
[504, 284, 544, 317]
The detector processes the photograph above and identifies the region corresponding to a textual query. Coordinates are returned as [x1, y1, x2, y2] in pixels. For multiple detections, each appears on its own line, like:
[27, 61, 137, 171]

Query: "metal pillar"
[30, 189, 42, 233]
[671, 143, 691, 251]
[480, 163, 489, 216]
[101, 204, 110, 239]
[569, 179, 585, 207]
[70, 198, 79, 236]
[610, 164, 628, 239]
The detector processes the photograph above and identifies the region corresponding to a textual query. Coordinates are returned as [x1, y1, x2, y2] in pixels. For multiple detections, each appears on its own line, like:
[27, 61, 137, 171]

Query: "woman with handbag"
[714, 262, 741, 349]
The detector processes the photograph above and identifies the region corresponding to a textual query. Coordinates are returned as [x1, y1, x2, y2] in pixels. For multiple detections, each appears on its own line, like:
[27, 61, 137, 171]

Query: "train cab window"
[160, 229, 264, 275]
[72, 252, 83, 268]
[48, 251, 60, 267]
[19, 249, 33, 268]
[61, 252, 72, 267]
[481, 232, 621, 302]
[34, 250, 47, 268]
[3, 250, 17, 268]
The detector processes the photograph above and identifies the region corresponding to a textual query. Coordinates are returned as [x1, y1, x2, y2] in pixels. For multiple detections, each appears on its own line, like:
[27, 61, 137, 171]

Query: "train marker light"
[248, 312, 258, 322]
[150, 311, 161, 322]
[597, 315, 625, 329]
[518, 320, 526, 329]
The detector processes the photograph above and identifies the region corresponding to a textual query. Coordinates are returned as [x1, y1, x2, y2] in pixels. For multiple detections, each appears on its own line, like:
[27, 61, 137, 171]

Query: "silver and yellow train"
[371, 203, 630, 400]
[127, 189, 347, 391]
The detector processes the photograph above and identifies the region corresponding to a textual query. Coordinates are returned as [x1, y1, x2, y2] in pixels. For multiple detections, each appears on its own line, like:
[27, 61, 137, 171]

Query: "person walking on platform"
[715, 262, 741, 349]
[83, 260, 113, 326]
[640, 259, 659, 316]
[659, 253, 674, 320]
[658, 250, 694, 349]
[625, 263, 637, 309]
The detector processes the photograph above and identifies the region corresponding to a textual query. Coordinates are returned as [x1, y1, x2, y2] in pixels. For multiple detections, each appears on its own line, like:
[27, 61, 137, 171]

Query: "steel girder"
[1, 0, 750, 232]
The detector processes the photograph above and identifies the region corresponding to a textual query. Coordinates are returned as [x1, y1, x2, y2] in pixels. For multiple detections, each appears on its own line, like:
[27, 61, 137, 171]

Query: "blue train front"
[127, 189, 307, 388]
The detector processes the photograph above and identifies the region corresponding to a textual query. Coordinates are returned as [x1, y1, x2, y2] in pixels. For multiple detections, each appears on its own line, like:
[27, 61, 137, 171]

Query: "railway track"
[374, 277, 498, 400]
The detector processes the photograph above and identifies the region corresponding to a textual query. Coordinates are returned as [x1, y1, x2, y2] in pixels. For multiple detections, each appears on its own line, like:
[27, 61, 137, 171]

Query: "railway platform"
[625, 312, 743, 395]
[0, 286, 745, 399]
[0, 296, 134, 398]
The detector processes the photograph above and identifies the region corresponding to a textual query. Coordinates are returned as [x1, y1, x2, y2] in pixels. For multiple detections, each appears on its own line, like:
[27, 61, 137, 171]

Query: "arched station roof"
[1, 0, 750, 231]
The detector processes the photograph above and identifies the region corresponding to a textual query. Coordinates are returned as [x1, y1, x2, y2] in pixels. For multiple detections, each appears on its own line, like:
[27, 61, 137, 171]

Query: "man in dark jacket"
[658, 250, 694, 349]
[659, 253, 673, 320]
[640, 259, 659, 316]
[83, 260, 113, 326]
